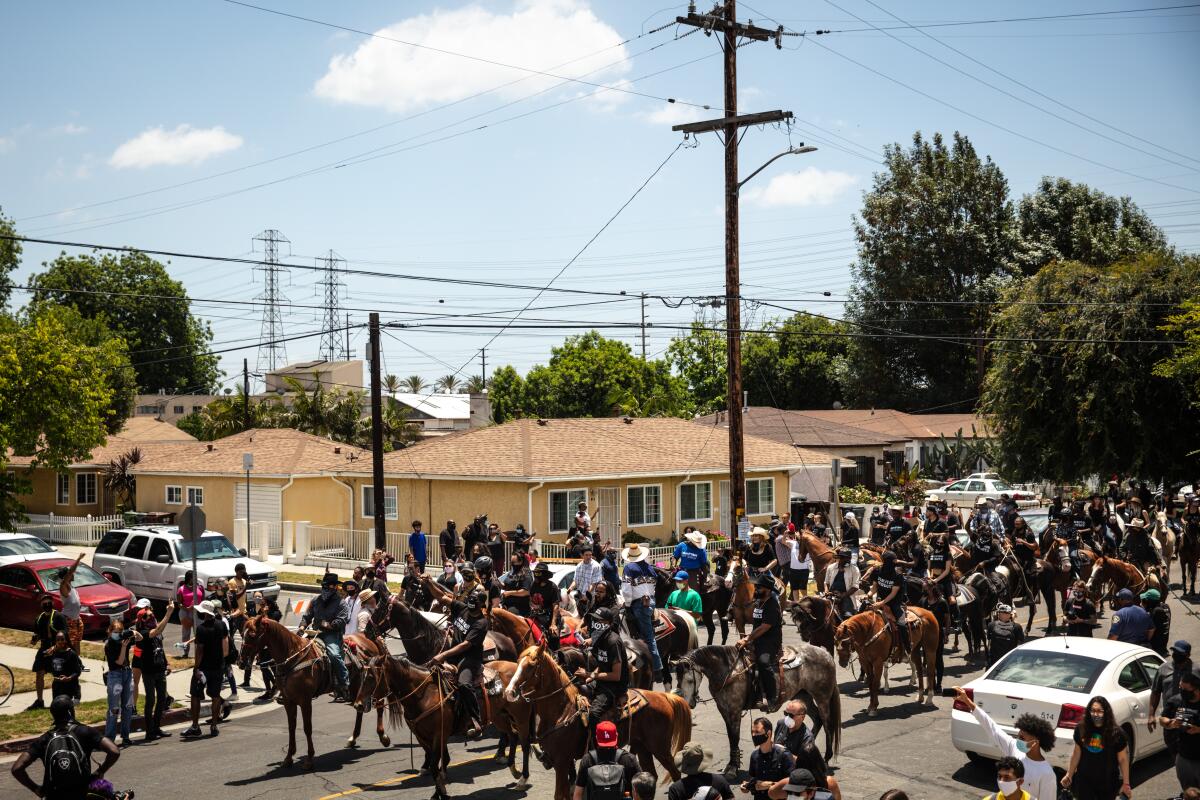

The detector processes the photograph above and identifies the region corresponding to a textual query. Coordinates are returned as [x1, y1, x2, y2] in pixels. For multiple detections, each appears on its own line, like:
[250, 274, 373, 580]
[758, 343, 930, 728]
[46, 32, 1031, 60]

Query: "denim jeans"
[319, 632, 349, 689]
[630, 601, 663, 673]
[105, 667, 134, 740]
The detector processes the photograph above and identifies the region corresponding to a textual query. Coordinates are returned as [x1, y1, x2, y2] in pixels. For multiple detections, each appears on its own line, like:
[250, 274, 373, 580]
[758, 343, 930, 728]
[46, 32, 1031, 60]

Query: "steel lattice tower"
[253, 229, 291, 377]
[315, 249, 347, 361]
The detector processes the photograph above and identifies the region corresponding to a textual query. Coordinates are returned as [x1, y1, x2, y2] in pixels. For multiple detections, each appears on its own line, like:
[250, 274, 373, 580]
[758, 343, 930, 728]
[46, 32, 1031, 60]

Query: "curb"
[280, 581, 321, 595]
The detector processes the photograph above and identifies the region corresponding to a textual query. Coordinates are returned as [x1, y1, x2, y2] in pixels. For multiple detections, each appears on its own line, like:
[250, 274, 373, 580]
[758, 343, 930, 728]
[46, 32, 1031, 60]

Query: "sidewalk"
[60, 544, 333, 578]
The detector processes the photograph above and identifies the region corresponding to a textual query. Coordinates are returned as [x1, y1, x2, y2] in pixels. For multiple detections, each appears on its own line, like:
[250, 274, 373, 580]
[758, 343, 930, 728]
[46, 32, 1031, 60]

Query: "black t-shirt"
[924, 518, 947, 536]
[573, 748, 641, 790]
[29, 723, 104, 800]
[869, 514, 888, 545]
[885, 518, 911, 545]
[1063, 597, 1096, 635]
[1150, 605, 1171, 653]
[500, 569, 532, 614]
[1185, 511, 1200, 537]
[929, 547, 951, 573]
[529, 580, 560, 624]
[103, 636, 130, 670]
[1165, 694, 1200, 759]
[195, 618, 226, 672]
[46, 648, 82, 697]
[745, 546, 774, 572]
[34, 610, 67, 649]
[667, 772, 735, 800]
[1072, 726, 1126, 792]
[874, 572, 901, 607]
[590, 628, 627, 691]
[748, 744, 794, 799]
[449, 612, 489, 667]
[751, 594, 783, 650]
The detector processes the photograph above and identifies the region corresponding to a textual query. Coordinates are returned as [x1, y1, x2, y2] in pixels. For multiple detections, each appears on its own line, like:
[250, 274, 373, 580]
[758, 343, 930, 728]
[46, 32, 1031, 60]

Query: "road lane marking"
[316, 755, 493, 800]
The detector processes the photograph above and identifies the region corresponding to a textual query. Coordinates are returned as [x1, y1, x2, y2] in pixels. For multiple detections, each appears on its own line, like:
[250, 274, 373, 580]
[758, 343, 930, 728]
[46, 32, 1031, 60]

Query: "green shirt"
[666, 588, 703, 616]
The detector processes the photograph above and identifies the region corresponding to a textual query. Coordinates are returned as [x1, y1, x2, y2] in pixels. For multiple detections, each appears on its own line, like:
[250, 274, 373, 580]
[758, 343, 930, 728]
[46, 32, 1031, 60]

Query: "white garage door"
[235, 483, 283, 553]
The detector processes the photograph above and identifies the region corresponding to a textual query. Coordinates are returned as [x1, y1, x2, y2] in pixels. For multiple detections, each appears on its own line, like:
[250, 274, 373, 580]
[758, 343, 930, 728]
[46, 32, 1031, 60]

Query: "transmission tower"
[315, 249, 348, 361]
[252, 229, 291, 377]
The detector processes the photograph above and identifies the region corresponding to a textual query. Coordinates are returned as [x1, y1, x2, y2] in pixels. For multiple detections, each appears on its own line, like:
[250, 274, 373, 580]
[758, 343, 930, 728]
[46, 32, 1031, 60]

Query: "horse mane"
[681, 644, 739, 675]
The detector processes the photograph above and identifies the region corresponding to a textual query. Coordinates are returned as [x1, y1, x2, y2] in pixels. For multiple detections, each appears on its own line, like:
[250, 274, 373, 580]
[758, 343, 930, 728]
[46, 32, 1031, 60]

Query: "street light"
[736, 145, 818, 193]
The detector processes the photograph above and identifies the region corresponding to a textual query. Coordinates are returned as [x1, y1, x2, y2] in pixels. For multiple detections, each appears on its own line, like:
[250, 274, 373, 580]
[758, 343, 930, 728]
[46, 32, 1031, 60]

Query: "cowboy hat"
[974, 496, 989, 506]
[754, 573, 777, 591]
[358, 589, 376, 604]
[749, 526, 769, 540]
[196, 600, 216, 617]
[684, 530, 707, 549]
[1128, 517, 1146, 528]
[622, 543, 647, 562]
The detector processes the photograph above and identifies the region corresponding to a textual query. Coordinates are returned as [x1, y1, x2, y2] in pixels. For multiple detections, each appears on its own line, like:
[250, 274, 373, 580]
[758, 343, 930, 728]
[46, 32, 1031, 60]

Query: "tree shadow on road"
[356, 757, 532, 796]
[223, 743, 396, 785]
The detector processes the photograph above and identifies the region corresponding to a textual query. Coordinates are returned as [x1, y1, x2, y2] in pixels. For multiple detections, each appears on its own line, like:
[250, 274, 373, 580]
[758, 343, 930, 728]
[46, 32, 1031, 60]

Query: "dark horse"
[1181, 527, 1200, 596]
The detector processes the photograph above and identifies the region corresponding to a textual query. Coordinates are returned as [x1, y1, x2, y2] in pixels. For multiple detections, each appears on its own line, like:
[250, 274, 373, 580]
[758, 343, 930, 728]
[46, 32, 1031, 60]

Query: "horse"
[673, 642, 841, 775]
[699, 569, 734, 645]
[238, 617, 388, 769]
[1154, 512, 1178, 585]
[1087, 555, 1160, 606]
[504, 642, 692, 800]
[794, 533, 837, 593]
[789, 595, 837, 656]
[834, 607, 939, 717]
[727, 557, 756, 636]
[1179, 526, 1200, 595]
[1034, 533, 1097, 632]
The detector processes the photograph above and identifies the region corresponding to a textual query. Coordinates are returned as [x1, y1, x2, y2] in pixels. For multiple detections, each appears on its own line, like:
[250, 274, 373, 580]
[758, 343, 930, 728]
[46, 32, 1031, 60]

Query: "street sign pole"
[243, 453, 254, 555]
[179, 504, 207, 606]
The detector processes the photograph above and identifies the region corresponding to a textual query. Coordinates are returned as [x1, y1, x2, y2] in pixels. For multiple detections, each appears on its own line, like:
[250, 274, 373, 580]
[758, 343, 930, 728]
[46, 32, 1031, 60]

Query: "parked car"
[950, 637, 1166, 770]
[0, 557, 136, 635]
[0, 532, 61, 566]
[92, 525, 280, 606]
[926, 478, 1034, 505]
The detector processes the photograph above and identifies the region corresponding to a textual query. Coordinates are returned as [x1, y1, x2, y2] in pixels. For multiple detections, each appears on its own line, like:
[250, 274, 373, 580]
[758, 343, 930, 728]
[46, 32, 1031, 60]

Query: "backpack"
[584, 749, 626, 800]
[145, 635, 168, 671]
[43, 724, 89, 791]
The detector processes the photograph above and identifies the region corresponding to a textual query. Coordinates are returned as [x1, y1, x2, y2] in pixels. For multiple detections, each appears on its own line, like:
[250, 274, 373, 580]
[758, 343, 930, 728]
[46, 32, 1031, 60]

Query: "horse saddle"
[482, 664, 505, 697]
[651, 609, 677, 642]
[618, 689, 649, 721]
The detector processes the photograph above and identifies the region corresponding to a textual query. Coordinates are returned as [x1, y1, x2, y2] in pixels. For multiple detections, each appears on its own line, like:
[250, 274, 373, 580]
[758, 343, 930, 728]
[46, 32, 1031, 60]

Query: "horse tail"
[827, 680, 841, 759]
[665, 691, 692, 754]
[680, 611, 699, 651]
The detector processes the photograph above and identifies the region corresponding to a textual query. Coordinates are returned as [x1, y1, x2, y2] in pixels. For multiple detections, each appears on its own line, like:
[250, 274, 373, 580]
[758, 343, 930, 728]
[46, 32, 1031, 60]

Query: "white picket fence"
[13, 513, 124, 546]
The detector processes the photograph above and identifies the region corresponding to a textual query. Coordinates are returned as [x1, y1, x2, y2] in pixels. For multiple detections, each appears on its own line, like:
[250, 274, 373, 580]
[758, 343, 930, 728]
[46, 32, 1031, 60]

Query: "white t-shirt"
[971, 707, 1056, 800]
[790, 540, 812, 570]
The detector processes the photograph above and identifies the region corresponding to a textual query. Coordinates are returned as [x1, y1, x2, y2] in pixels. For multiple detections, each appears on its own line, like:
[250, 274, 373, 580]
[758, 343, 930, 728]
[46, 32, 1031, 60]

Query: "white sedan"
[950, 637, 1167, 770]
[0, 532, 61, 566]
[926, 477, 1034, 505]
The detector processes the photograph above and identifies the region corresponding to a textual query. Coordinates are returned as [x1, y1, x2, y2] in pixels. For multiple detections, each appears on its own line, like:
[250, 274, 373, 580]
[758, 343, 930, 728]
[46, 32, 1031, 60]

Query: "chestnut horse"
[794, 533, 837, 593]
[1087, 556, 1160, 606]
[834, 607, 939, 717]
[239, 617, 388, 769]
[789, 594, 837, 656]
[727, 557, 756, 636]
[504, 643, 692, 800]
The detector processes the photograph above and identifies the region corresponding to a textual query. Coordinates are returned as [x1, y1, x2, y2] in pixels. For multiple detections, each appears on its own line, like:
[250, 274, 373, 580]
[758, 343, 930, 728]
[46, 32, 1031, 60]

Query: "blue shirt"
[408, 531, 427, 563]
[1109, 604, 1154, 644]
[601, 555, 619, 588]
[673, 541, 709, 571]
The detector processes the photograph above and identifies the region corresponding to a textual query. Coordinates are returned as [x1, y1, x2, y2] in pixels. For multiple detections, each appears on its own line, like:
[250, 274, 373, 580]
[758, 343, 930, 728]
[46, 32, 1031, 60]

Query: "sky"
[3, 0, 1198, 395]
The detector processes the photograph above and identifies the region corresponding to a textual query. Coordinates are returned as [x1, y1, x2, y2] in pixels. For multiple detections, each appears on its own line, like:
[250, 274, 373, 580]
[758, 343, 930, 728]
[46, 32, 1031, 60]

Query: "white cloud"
[743, 167, 857, 208]
[639, 102, 706, 127]
[0, 136, 13, 154]
[52, 123, 88, 135]
[109, 124, 243, 169]
[314, 0, 629, 113]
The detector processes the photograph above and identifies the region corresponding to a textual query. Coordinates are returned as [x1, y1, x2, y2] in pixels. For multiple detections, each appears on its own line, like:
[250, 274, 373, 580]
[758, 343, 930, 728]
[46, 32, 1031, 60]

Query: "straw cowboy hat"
[1128, 517, 1146, 528]
[622, 543, 648, 562]
[684, 530, 707, 549]
[749, 526, 769, 541]
[358, 589, 377, 605]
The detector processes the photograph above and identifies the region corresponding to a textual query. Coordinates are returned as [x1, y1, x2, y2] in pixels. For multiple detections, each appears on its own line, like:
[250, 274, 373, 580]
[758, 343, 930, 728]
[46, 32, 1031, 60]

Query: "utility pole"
[639, 293, 648, 360]
[368, 313, 386, 551]
[316, 249, 348, 361]
[675, 1, 790, 534]
[242, 358, 250, 430]
[344, 313, 354, 359]
[252, 229, 290, 381]
[480, 348, 487, 386]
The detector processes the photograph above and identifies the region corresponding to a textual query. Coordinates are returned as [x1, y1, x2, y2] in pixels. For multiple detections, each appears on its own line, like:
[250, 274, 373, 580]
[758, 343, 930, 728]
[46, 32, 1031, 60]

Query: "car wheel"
[966, 751, 992, 768]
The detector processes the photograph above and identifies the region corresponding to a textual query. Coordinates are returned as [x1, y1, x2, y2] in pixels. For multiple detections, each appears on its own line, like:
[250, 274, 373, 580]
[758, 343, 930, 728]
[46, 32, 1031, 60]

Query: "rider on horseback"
[823, 548, 860, 620]
[301, 572, 351, 703]
[927, 533, 958, 633]
[738, 573, 783, 712]
[529, 562, 562, 651]
[575, 605, 628, 740]
[428, 588, 490, 738]
[1010, 516, 1040, 583]
[1053, 508, 1084, 579]
[870, 551, 910, 656]
[1119, 517, 1162, 578]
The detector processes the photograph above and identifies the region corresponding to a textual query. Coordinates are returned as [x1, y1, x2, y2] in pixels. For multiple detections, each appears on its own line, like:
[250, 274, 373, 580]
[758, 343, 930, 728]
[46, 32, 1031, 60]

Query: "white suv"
[92, 525, 280, 606]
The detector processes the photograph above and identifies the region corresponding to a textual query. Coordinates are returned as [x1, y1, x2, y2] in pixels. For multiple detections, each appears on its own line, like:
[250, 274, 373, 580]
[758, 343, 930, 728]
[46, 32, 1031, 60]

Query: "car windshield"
[37, 564, 109, 591]
[992, 481, 1015, 491]
[987, 650, 1106, 693]
[0, 537, 54, 556]
[174, 536, 241, 561]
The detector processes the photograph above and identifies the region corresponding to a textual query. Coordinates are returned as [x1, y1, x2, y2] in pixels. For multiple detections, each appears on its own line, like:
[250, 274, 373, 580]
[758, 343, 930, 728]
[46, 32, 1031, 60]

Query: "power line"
[799, 3, 1200, 33]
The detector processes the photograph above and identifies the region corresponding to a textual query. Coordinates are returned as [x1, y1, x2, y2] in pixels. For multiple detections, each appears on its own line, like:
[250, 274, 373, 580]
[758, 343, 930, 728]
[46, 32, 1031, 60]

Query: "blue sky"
[3, 0, 1198, 392]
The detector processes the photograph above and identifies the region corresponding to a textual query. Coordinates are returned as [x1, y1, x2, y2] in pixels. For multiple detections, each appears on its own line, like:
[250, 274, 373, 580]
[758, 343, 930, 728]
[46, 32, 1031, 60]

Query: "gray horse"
[673, 643, 841, 777]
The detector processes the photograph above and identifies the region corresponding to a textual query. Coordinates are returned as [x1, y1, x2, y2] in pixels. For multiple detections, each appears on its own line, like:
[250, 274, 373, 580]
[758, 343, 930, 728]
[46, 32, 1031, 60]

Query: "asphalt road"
[4, 591, 1196, 800]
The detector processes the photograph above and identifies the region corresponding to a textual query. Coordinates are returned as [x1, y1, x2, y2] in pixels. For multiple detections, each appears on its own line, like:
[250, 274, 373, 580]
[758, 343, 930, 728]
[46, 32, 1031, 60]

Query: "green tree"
[744, 314, 849, 409]
[1154, 298, 1200, 408]
[28, 250, 219, 392]
[103, 447, 142, 511]
[843, 131, 1016, 411]
[400, 374, 427, 393]
[0, 206, 19, 309]
[666, 321, 727, 413]
[487, 366, 526, 423]
[383, 374, 401, 398]
[464, 374, 487, 394]
[435, 374, 462, 393]
[1013, 177, 1168, 275]
[0, 312, 122, 527]
[981, 253, 1200, 481]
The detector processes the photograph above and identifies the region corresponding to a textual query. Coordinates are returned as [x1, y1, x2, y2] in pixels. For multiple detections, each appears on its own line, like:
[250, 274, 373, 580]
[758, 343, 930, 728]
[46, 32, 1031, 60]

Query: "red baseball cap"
[595, 721, 618, 748]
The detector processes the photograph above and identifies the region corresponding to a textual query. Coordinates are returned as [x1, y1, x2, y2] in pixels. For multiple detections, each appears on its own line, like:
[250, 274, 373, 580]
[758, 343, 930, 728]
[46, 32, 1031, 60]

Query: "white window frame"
[679, 481, 713, 523]
[626, 484, 662, 527]
[56, 473, 70, 505]
[165, 485, 183, 505]
[746, 477, 775, 516]
[186, 486, 204, 507]
[549, 487, 588, 533]
[361, 485, 398, 520]
[75, 473, 97, 506]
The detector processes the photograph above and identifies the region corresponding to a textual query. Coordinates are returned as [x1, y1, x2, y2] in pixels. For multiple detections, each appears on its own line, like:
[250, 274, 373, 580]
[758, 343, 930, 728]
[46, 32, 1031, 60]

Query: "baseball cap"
[674, 570, 690, 582]
[1116, 588, 1135, 602]
[996, 603, 1013, 614]
[196, 600, 216, 616]
[783, 768, 818, 795]
[1141, 589, 1162, 602]
[595, 721, 618, 748]
[1173, 640, 1193, 655]
[135, 598, 152, 609]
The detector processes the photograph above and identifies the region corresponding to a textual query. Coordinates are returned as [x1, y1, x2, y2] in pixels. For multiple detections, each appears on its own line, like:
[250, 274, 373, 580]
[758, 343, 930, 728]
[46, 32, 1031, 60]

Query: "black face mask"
[751, 733, 770, 746]
[1175, 654, 1191, 666]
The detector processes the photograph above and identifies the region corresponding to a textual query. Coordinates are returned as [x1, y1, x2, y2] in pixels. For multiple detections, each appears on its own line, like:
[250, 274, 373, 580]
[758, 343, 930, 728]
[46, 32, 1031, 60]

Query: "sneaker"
[180, 726, 203, 739]
[120, 737, 133, 748]
[24, 698, 45, 711]
[209, 724, 220, 738]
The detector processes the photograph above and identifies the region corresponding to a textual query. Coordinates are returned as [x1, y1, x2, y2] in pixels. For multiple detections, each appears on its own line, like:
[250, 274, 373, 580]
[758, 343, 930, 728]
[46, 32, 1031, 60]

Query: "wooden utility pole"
[675, 1, 787, 534]
[242, 358, 250, 430]
[368, 313, 386, 551]
[480, 347, 487, 386]
[639, 293, 648, 360]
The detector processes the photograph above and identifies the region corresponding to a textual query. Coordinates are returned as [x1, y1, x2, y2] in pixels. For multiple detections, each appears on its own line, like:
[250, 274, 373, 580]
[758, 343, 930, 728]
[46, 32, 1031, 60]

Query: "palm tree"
[383, 374, 401, 398]
[400, 375, 427, 394]
[104, 448, 142, 511]
[435, 374, 462, 393]
[464, 374, 487, 394]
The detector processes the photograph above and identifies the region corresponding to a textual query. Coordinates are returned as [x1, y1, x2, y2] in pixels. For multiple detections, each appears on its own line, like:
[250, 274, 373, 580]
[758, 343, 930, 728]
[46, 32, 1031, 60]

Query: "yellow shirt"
[982, 791, 1030, 800]
[229, 576, 248, 614]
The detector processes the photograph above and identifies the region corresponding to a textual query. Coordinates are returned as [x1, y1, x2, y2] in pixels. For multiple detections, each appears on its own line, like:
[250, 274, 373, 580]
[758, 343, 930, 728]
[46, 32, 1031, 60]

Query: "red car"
[0, 557, 136, 635]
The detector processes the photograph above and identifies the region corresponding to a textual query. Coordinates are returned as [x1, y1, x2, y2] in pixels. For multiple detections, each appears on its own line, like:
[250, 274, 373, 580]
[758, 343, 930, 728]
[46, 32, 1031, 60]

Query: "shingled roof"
[7, 418, 196, 469]
[795, 409, 989, 440]
[696, 407, 897, 447]
[382, 417, 825, 480]
[133, 428, 369, 476]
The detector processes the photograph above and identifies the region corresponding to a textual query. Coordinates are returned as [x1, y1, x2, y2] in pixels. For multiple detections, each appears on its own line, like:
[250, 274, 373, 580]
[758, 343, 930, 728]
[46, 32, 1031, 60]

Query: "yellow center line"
[316, 755, 494, 800]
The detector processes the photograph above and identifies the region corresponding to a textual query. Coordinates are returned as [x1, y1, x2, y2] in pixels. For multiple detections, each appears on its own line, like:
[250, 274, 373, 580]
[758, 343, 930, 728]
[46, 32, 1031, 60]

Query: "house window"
[679, 481, 712, 522]
[549, 488, 587, 533]
[746, 477, 774, 515]
[192, 405, 203, 414]
[173, 405, 185, 415]
[165, 485, 183, 505]
[56, 474, 70, 505]
[186, 486, 204, 506]
[362, 486, 398, 520]
[76, 473, 97, 505]
[135, 405, 158, 415]
[627, 485, 662, 526]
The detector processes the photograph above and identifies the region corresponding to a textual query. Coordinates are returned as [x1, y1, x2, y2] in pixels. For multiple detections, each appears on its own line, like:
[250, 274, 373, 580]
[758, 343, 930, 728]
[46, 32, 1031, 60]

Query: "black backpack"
[43, 724, 88, 791]
[146, 635, 168, 671]
[584, 749, 626, 800]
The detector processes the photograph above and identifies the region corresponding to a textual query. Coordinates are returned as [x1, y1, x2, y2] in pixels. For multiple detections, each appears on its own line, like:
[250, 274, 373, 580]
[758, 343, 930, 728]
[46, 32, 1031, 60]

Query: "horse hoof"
[380, 736, 391, 747]
[301, 758, 314, 771]
[508, 762, 521, 778]
[867, 708, 878, 718]
[282, 758, 293, 768]
[514, 778, 530, 791]
[346, 738, 358, 748]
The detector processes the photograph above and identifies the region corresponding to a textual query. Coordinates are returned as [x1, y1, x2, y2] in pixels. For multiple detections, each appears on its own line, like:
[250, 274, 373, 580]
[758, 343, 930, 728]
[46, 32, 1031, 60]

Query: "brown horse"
[1087, 555, 1160, 606]
[504, 642, 692, 800]
[795, 533, 836, 593]
[239, 617, 388, 769]
[789, 594, 837, 656]
[728, 557, 757, 636]
[834, 606, 939, 717]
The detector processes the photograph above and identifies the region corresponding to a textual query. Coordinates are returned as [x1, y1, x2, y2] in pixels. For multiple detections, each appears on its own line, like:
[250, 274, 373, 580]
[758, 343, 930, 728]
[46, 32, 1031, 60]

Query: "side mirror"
[155, 555, 171, 564]
[238, 548, 247, 557]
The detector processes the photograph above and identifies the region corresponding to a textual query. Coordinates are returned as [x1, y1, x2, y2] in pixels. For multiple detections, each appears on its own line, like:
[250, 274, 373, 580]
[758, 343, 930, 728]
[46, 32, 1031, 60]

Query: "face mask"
[1015, 739, 1030, 754]
[110, 632, 121, 641]
[511, 564, 521, 572]
[41, 605, 53, 613]
[321, 588, 335, 598]
[997, 780, 1019, 797]
[782, 715, 796, 730]
[444, 567, 454, 575]
[751, 733, 770, 746]
[1090, 713, 1106, 725]
[676, 582, 687, 590]
[591, 623, 608, 635]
